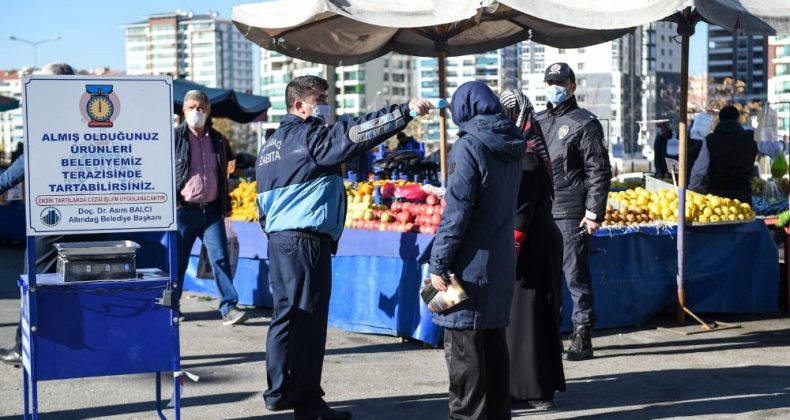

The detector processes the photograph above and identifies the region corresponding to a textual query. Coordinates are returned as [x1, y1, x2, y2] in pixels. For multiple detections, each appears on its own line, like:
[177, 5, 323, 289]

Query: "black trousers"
[444, 328, 511, 420]
[555, 218, 595, 326]
[264, 231, 332, 416]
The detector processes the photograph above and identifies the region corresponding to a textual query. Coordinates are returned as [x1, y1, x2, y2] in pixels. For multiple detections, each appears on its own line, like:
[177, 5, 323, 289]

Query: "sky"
[0, 1, 709, 75]
[0, 1, 243, 70]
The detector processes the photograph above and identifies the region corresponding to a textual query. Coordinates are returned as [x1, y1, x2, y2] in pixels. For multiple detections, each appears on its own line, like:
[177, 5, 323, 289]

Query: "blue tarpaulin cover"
[134, 220, 778, 346]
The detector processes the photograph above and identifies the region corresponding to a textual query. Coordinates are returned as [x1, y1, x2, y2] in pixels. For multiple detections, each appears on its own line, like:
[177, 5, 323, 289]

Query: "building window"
[577, 94, 586, 102]
[558, 49, 566, 54]
[661, 49, 665, 56]
[669, 63, 673, 71]
[661, 62, 665, 70]
[578, 62, 585, 70]
[578, 48, 585, 53]
[669, 49, 673, 57]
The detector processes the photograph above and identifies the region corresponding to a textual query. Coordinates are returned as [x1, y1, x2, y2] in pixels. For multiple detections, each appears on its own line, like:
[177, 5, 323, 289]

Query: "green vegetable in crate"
[771, 153, 788, 179]
[777, 210, 790, 228]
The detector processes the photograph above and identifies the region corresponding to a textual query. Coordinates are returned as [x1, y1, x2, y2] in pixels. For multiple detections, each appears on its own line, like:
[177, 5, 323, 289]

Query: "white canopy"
[505, 0, 790, 35]
[232, 0, 633, 66]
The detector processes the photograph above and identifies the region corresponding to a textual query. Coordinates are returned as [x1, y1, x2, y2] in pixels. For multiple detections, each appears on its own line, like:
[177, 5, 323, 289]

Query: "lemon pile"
[229, 179, 258, 222]
[605, 187, 756, 226]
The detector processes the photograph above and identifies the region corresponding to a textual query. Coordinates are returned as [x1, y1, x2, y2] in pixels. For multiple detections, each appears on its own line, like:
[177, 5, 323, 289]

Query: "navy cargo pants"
[555, 218, 595, 326]
[264, 230, 332, 415]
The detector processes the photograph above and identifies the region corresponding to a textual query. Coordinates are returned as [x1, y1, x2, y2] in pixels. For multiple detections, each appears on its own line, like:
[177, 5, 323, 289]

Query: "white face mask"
[186, 109, 207, 128]
[311, 104, 331, 123]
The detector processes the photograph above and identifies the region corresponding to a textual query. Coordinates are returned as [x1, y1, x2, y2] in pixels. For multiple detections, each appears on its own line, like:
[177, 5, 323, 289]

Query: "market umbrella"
[0, 94, 20, 112]
[173, 78, 271, 124]
[507, 0, 790, 326]
[232, 0, 632, 182]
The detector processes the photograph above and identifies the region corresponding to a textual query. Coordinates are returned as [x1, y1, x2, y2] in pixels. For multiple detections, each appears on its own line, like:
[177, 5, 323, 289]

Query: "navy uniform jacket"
[536, 96, 611, 222]
[256, 104, 412, 241]
[429, 113, 525, 330]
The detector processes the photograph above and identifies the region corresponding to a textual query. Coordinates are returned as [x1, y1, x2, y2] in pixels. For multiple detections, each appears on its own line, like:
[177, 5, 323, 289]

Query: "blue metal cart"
[20, 232, 181, 419]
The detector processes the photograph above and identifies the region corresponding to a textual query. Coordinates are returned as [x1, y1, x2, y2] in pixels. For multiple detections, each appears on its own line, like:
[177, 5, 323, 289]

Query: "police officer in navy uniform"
[536, 62, 611, 361]
[256, 75, 430, 420]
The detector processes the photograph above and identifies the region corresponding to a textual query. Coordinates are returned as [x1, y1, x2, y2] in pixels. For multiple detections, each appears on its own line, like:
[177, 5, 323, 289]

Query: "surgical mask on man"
[186, 109, 207, 128]
[312, 104, 331, 123]
[545, 84, 569, 105]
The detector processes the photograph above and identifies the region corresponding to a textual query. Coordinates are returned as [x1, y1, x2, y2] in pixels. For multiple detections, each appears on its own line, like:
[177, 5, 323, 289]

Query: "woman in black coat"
[499, 89, 566, 409]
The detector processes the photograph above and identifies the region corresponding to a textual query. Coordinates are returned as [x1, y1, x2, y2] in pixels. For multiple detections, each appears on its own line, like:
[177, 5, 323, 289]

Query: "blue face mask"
[546, 84, 569, 105]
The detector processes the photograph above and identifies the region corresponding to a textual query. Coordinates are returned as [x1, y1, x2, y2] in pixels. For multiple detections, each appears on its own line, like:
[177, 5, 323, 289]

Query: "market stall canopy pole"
[172, 78, 270, 124]
[232, 0, 633, 182]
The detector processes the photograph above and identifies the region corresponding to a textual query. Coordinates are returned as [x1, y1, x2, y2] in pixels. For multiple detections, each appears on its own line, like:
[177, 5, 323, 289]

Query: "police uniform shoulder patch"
[558, 125, 570, 140]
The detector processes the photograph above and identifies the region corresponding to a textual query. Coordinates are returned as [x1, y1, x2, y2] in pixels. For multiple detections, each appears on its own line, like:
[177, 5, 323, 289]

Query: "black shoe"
[222, 306, 249, 326]
[0, 344, 22, 367]
[527, 399, 555, 410]
[265, 400, 294, 412]
[296, 407, 352, 420]
[564, 324, 593, 361]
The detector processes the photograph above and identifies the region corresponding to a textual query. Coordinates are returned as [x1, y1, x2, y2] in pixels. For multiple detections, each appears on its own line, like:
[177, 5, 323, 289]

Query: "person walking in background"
[654, 121, 672, 178]
[428, 81, 525, 419]
[256, 75, 430, 420]
[537, 62, 611, 362]
[499, 89, 566, 410]
[689, 105, 758, 204]
[174, 89, 248, 326]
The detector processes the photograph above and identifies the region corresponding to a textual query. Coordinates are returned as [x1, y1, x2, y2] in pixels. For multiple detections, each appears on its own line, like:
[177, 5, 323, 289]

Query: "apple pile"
[348, 193, 446, 234]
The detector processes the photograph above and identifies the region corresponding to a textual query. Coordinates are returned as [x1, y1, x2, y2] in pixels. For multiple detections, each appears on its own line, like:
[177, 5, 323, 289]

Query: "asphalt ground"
[0, 242, 788, 419]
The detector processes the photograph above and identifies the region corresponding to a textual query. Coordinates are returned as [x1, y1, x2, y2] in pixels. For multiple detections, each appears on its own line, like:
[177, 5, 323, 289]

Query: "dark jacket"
[429, 81, 525, 330]
[174, 122, 234, 216]
[536, 96, 611, 222]
[706, 120, 757, 202]
[0, 154, 24, 194]
[256, 104, 413, 240]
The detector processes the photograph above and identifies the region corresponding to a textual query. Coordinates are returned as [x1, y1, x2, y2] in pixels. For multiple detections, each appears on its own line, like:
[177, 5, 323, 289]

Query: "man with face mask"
[256, 75, 430, 420]
[174, 89, 248, 326]
[536, 62, 611, 362]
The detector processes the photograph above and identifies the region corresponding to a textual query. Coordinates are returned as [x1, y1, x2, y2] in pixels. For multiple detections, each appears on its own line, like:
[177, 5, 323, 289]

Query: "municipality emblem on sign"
[550, 63, 561, 73]
[558, 125, 570, 140]
[40, 207, 61, 227]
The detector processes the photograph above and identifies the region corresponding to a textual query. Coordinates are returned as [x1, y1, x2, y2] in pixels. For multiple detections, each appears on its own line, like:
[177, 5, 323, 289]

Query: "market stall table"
[173, 219, 778, 347]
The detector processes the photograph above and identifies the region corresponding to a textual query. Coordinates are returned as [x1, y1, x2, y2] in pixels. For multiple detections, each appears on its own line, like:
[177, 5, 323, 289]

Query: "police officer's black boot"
[564, 324, 593, 361]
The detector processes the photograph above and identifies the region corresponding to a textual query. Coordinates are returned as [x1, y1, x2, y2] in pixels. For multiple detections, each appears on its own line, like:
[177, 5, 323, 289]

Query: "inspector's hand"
[408, 98, 433, 117]
[580, 218, 600, 235]
[430, 273, 449, 292]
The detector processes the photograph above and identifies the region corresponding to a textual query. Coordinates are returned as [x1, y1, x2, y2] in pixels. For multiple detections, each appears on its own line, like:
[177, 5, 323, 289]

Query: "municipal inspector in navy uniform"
[536, 62, 611, 362]
[255, 75, 431, 420]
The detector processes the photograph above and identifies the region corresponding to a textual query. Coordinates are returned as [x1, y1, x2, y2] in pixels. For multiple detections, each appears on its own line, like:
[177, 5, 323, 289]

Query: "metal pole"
[438, 51, 448, 185]
[676, 18, 691, 324]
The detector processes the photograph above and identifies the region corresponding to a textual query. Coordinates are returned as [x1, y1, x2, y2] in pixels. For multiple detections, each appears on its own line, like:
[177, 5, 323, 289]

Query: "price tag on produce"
[22, 75, 176, 235]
